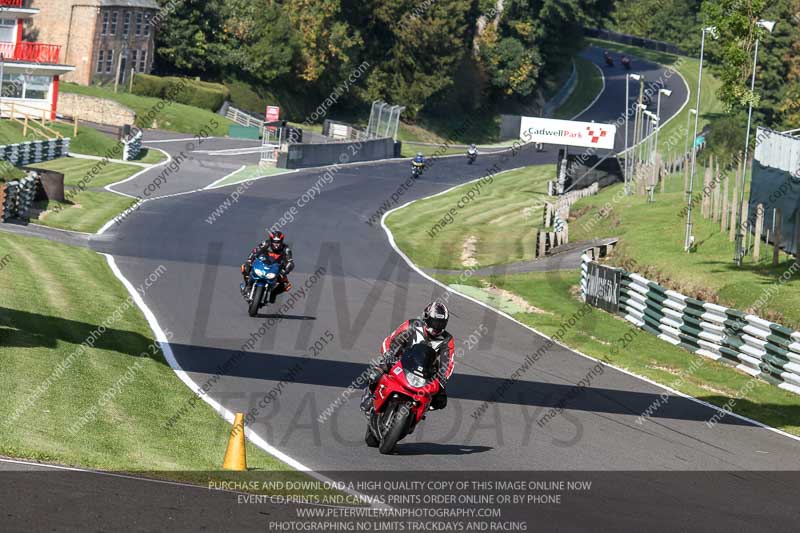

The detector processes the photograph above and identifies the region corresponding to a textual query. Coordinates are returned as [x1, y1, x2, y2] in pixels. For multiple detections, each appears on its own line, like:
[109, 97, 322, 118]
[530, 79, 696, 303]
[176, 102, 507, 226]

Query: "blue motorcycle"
[241, 255, 282, 317]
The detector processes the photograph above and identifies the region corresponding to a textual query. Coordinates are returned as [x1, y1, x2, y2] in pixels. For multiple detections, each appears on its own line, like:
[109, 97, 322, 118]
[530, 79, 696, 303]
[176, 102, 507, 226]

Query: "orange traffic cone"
[222, 413, 247, 471]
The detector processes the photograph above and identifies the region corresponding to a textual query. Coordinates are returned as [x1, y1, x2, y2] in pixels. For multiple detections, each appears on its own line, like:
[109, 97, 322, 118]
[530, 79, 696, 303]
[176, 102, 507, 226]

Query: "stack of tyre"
[1, 181, 19, 221]
[123, 130, 143, 161]
[16, 175, 37, 220]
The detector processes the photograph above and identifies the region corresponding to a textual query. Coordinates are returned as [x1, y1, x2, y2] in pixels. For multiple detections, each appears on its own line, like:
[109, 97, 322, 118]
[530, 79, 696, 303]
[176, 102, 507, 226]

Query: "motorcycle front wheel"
[248, 285, 264, 317]
[365, 426, 379, 448]
[379, 401, 412, 454]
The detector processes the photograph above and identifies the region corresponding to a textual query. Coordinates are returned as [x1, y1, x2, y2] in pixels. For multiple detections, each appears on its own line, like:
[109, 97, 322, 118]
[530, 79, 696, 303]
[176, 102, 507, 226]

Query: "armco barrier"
[0, 138, 69, 167]
[278, 137, 397, 169]
[581, 254, 800, 395]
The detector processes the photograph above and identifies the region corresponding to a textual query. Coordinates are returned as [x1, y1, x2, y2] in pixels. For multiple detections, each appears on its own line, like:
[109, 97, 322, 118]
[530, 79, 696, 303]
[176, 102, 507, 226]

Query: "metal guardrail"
[581, 254, 800, 395]
[584, 27, 687, 56]
[543, 60, 578, 118]
[225, 105, 265, 129]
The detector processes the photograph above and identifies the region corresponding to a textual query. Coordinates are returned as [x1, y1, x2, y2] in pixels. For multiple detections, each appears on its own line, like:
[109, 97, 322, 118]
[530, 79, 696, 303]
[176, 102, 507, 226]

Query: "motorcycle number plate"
[393, 367, 402, 375]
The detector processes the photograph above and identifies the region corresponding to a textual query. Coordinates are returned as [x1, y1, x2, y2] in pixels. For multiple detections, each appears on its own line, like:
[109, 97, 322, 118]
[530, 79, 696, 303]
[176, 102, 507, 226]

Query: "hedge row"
[132, 74, 230, 112]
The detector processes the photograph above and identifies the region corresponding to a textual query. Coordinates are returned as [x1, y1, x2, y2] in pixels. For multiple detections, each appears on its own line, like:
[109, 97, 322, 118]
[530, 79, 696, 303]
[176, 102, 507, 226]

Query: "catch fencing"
[581, 254, 800, 395]
[0, 138, 70, 167]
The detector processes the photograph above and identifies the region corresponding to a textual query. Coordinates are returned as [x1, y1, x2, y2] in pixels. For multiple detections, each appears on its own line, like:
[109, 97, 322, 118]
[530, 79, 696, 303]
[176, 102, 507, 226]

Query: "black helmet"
[423, 302, 449, 336]
[268, 230, 285, 251]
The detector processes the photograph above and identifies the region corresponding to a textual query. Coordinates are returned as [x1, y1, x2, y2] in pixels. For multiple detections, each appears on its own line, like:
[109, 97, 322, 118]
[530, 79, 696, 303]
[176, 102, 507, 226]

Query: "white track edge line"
[571, 54, 606, 121]
[378, 178, 800, 446]
[99, 253, 384, 508]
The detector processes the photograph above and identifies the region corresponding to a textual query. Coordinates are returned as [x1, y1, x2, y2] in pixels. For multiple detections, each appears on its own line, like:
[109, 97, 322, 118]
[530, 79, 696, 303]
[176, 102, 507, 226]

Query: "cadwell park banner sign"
[519, 116, 617, 150]
[584, 262, 621, 313]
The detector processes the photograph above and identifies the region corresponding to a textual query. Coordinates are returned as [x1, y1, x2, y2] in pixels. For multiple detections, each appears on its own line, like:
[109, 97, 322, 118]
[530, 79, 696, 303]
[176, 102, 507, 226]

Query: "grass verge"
[208, 165, 293, 189]
[385, 164, 800, 436]
[552, 57, 603, 120]
[386, 165, 554, 269]
[28, 158, 146, 233]
[61, 83, 233, 136]
[0, 232, 289, 475]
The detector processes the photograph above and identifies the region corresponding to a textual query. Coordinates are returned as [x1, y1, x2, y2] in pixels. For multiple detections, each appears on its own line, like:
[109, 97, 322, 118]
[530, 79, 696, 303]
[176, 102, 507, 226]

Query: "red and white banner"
[266, 105, 280, 123]
[519, 117, 616, 150]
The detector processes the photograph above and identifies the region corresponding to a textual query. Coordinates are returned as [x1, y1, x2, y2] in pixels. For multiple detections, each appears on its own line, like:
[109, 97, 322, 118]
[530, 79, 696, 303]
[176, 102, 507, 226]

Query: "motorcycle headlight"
[405, 370, 427, 388]
[253, 267, 267, 277]
[266, 272, 277, 280]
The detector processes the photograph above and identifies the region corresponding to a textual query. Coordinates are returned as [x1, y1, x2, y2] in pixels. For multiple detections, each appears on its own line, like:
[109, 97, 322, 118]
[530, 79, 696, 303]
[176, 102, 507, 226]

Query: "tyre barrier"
[581, 254, 800, 395]
[0, 138, 70, 167]
[1, 173, 39, 222]
[123, 129, 143, 161]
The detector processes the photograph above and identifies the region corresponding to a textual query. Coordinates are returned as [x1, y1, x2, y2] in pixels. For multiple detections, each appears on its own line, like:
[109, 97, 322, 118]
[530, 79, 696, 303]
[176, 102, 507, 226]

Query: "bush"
[225, 79, 267, 115]
[132, 74, 230, 112]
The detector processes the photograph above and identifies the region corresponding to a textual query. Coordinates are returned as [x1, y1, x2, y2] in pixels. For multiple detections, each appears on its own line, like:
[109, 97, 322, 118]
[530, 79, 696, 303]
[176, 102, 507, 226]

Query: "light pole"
[625, 73, 643, 194]
[735, 19, 776, 265]
[654, 88, 672, 162]
[628, 75, 645, 195]
[684, 26, 717, 252]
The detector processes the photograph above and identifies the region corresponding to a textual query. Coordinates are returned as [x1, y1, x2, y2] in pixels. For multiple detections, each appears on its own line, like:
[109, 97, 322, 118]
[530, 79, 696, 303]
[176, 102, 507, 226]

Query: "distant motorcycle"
[241, 255, 281, 317]
[604, 52, 614, 67]
[467, 147, 477, 165]
[621, 56, 631, 70]
[535, 142, 544, 152]
[411, 160, 425, 177]
[365, 344, 441, 454]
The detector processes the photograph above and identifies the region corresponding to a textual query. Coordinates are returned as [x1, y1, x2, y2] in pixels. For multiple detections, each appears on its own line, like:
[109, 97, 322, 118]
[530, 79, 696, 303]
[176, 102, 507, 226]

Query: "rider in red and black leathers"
[241, 230, 295, 302]
[361, 302, 455, 412]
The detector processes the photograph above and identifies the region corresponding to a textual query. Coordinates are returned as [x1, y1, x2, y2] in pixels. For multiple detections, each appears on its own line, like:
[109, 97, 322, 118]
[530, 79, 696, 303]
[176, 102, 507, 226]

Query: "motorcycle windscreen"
[400, 344, 438, 381]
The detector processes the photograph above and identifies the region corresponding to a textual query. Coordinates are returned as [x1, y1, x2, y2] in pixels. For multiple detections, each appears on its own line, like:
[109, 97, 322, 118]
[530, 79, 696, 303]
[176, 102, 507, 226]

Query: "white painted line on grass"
[203, 165, 247, 190]
[379, 176, 800, 446]
[68, 153, 152, 168]
[100, 253, 384, 508]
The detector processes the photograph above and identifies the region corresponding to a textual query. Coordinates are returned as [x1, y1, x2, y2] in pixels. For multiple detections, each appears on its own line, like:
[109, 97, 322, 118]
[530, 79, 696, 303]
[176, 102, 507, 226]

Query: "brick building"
[28, 0, 159, 86]
[0, 0, 74, 119]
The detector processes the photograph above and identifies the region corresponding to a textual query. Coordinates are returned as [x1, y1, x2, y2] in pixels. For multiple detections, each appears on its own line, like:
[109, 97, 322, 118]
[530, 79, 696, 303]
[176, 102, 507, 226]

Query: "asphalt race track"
[7, 48, 800, 530]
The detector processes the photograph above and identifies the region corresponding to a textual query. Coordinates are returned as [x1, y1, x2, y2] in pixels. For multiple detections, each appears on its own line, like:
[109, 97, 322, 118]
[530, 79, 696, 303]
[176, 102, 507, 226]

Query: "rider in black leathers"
[241, 230, 295, 302]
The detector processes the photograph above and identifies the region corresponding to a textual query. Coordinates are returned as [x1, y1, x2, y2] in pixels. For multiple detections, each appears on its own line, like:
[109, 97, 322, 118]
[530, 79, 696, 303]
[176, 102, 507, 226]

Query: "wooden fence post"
[721, 176, 729, 232]
[741, 200, 750, 252]
[729, 185, 738, 241]
[795, 211, 800, 264]
[754, 203, 764, 260]
[773, 208, 782, 266]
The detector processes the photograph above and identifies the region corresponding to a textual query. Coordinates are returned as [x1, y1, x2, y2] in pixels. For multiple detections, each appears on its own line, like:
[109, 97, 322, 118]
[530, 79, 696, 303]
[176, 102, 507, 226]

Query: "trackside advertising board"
[519, 117, 617, 150]
[585, 262, 621, 313]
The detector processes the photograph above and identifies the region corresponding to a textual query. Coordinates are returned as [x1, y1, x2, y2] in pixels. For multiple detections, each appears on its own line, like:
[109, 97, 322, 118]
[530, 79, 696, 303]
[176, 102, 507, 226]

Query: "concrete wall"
[58, 92, 135, 127]
[278, 138, 397, 169]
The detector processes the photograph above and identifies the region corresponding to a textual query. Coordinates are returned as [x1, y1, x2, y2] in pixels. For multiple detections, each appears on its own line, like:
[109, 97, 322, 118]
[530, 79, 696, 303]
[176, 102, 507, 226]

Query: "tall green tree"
[613, 0, 701, 53]
[153, 0, 232, 77]
[353, 0, 473, 117]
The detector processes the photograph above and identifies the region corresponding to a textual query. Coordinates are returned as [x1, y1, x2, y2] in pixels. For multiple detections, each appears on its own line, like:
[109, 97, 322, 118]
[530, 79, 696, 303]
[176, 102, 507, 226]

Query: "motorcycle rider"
[412, 152, 426, 171]
[241, 229, 295, 303]
[467, 144, 478, 161]
[360, 302, 455, 414]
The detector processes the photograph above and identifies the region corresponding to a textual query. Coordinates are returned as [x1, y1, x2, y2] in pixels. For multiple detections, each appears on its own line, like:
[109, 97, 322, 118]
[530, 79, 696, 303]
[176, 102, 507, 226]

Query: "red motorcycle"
[365, 344, 442, 454]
